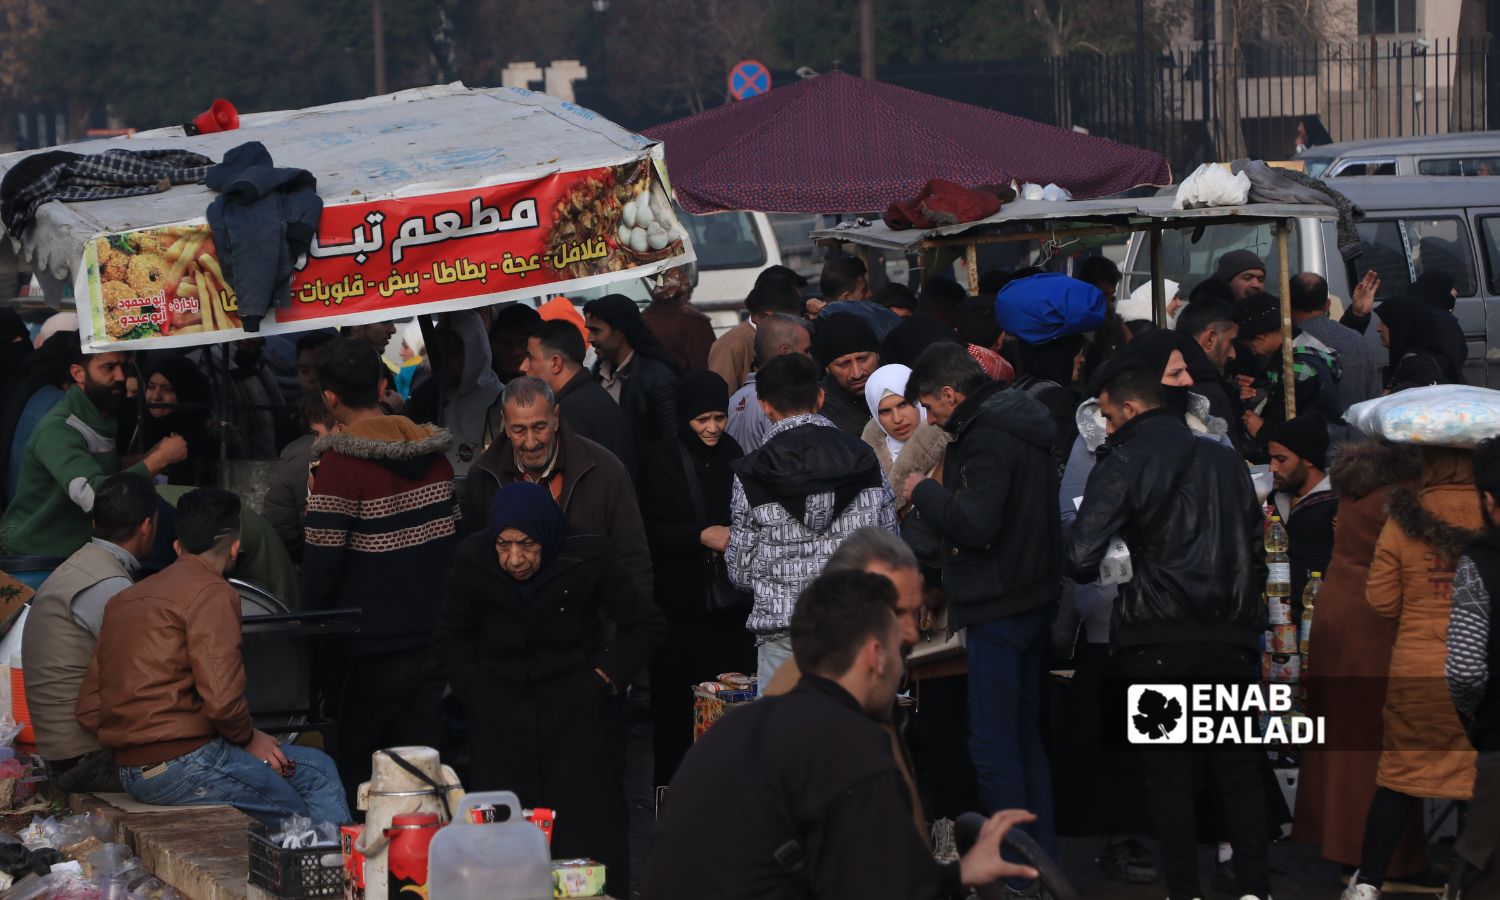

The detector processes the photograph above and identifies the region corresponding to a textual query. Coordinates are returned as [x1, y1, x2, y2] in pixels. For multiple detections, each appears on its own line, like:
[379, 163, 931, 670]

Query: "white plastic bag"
[1173, 163, 1251, 210]
[1345, 385, 1500, 448]
[1018, 182, 1072, 202]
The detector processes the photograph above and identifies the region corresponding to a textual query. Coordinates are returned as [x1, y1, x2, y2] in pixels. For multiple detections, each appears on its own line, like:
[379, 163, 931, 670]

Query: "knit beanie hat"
[1233, 292, 1281, 339]
[1214, 250, 1267, 283]
[1263, 414, 1329, 470]
[813, 313, 880, 369]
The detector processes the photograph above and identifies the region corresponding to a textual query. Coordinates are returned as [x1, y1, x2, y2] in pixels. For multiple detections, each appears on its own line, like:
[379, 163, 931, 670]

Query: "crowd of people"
[0, 244, 1494, 899]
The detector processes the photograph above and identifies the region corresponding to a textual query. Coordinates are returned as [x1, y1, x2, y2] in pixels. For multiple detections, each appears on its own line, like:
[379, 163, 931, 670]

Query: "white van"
[1123, 177, 1500, 387]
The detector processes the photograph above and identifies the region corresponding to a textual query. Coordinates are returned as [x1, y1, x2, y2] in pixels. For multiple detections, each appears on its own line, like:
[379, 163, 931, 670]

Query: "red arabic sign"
[80, 159, 690, 351]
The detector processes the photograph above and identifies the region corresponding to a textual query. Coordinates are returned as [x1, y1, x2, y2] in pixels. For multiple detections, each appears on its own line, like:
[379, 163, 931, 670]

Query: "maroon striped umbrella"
[643, 71, 1172, 214]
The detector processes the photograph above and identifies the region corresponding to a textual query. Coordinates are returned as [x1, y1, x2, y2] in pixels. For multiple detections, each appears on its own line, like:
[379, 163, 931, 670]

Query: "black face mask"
[1161, 384, 1191, 417]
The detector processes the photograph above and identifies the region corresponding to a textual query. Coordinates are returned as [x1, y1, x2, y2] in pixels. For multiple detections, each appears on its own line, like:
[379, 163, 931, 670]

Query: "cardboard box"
[552, 859, 606, 898]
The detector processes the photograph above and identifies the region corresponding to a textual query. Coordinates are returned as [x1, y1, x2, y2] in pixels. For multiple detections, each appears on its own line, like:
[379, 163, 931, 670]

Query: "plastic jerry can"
[427, 792, 551, 900]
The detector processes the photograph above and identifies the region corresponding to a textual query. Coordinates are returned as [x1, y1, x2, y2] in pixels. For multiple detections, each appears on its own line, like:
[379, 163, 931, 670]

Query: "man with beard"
[1265, 415, 1337, 615]
[812, 314, 882, 435]
[1, 347, 185, 557]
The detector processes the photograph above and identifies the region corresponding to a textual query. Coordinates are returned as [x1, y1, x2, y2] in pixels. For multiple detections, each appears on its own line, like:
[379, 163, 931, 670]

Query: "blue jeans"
[967, 605, 1057, 867]
[756, 635, 794, 691]
[120, 737, 350, 826]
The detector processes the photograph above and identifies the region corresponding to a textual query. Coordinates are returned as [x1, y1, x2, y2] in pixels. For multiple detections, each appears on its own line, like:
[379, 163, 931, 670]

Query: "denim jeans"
[119, 737, 350, 827]
[756, 635, 794, 690]
[966, 604, 1057, 870]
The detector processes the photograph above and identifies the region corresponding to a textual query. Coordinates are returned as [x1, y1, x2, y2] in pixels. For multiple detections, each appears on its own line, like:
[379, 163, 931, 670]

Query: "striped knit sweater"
[300, 416, 459, 654]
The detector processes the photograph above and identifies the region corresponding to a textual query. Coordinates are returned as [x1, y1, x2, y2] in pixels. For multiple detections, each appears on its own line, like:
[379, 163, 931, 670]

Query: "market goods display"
[1345, 385, 1500, 448]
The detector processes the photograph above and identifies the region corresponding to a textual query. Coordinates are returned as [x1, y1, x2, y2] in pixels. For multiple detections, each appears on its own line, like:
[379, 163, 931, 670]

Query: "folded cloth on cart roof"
[1345, 385, 1500, 448]
[995, 272, 1107, 345]
[0, 82, 658, 284]
[882, 179, 1013, 231]
[0, 148, 213, 237]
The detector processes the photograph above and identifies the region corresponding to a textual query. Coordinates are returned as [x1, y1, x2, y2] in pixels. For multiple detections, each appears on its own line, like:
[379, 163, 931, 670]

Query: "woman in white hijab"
[860, 363, 950, 517]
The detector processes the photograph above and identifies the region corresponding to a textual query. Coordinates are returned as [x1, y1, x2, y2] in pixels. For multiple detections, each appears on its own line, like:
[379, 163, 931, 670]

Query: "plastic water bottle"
[1300, 571, 1321, 658]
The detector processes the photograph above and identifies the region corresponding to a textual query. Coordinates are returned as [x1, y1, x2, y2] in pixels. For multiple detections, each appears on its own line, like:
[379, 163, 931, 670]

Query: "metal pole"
[1134, 0, 1147, 148]
[1276, 221, 1296, 419]
[860, 0, 876, 80]
[1150, 229, 1166, 325]
[372, 0, 387, 95]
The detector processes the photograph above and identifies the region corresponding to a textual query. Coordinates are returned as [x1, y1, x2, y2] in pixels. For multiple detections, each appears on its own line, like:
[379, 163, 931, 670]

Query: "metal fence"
[1051, 38, 1494, 177]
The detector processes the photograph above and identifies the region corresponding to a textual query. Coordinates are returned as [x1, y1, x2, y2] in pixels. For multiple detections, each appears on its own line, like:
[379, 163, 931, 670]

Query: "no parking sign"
[728, 60, 770, 101]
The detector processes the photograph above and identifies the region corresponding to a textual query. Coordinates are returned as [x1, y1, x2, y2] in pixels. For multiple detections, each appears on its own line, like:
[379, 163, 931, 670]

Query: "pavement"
[622, 717, 1456, 900]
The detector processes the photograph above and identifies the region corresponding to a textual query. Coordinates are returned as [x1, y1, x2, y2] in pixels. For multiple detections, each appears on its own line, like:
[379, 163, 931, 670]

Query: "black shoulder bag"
[679, 444, 754, 615]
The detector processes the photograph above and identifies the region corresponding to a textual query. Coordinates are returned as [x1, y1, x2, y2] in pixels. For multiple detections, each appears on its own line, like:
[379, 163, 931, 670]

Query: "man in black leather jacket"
[1064, 360, 1272, 900]
[584, 294, 681, 468]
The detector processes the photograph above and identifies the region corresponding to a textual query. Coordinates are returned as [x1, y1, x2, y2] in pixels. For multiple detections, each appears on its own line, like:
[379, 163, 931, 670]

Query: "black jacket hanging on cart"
[205, 142, 322, 332]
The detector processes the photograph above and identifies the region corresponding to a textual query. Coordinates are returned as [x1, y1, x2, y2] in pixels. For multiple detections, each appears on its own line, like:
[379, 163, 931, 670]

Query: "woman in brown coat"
[1344, 445, 1480, 898]
[1293, 440, 1427, 884]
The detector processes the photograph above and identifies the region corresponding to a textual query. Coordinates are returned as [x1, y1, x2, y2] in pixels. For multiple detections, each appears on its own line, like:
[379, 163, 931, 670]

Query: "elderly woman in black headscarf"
[139, 355, 218, 484]
[637, 371, 755, 785]
[438, 481, 666, 895]
[1375, 294, 1465, 392]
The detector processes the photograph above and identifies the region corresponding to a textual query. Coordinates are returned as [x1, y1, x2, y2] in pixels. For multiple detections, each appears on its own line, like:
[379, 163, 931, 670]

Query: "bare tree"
[605, 0, 773, 116]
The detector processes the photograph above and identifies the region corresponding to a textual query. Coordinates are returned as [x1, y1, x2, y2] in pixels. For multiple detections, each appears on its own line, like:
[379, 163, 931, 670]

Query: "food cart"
[0, 82, 695, 355]
[811, 195, 1338, 425]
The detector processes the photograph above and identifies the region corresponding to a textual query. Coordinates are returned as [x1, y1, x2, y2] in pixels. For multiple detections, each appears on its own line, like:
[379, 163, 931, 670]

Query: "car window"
[1300, 158, 1333, 178]
[1353, 216, 1476, 298]
[1417, 156, 1500, 177]
[1125, 222, 1298, 296]
[1479, 217, 1500, 295]
[679, 211, 766, 271]
[1330, 159, 1398, 176]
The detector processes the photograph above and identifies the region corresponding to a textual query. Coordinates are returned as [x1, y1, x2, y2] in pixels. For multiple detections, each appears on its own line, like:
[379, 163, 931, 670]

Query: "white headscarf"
[863, 364, 927, 461]
[1118, 279, 1182, 329]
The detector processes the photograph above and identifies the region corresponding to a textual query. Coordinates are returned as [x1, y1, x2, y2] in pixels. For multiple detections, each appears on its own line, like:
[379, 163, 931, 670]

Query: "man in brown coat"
[465, 377, 652, 598]
[641, 266, 715, 373]
[76, 488, 349, 825]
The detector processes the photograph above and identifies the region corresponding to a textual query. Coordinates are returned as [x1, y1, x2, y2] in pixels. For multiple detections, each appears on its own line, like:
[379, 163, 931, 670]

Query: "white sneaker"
[1341, 882, 1380, 900]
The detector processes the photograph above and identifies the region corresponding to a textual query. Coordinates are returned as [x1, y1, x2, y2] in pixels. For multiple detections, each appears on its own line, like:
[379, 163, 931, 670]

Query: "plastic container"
[248, 823, 342, 898]
[427, 792, 552, 900]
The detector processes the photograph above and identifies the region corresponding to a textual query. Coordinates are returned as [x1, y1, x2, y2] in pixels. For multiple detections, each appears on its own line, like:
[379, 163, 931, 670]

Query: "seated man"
[76, 488, 348, 825]
[24, 471, 157, 792]
[645, 569, 1038, 898]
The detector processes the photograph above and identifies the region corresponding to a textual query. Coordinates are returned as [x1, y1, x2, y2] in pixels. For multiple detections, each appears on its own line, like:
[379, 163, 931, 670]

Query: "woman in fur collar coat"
[1292, 439, 1430, 885]
[860, 364, 950, 517]
[1344, 444, 1480, 897]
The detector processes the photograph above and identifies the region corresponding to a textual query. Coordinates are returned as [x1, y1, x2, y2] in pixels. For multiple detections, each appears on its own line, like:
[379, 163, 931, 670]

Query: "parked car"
[1296, 131, 1500, 178]
[1123, 177, 1500, 387]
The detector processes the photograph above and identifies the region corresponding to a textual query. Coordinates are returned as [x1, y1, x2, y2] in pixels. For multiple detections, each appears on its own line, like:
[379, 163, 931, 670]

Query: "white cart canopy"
[0, 83, 694, 352]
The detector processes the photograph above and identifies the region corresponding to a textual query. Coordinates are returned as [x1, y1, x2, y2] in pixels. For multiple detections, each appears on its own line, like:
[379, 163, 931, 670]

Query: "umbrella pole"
[965, 243, 979, 295]
[1150, 229, 1165, 326]
[1277, 221, 1296, 420]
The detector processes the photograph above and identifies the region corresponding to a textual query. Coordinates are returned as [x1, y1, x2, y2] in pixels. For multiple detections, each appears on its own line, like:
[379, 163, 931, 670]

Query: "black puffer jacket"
[910, 380, 1060, 627]
[594, 353, 680, 464]
[1065, 408, 1267, 649]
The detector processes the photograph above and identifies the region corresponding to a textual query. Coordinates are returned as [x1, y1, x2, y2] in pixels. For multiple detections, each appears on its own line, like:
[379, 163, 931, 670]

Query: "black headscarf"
[141, 356, 214, 452]
[1016, 334, 1085, 387]
[583, 294, 680, 373]
[1092, 329, 1195, 415]
[0, 309, 31, 396]
[488, 481, 570, 575]
[677, 368, 742, 455]
[1375, 295, 1461, 383]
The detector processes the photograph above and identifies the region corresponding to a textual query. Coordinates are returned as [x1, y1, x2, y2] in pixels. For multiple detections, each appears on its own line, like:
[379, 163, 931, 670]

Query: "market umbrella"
[644, 71, 1172, 214]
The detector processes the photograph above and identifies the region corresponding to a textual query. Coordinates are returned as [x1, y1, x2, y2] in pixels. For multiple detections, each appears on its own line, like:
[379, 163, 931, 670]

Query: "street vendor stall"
[0, 82, 695, 354]
[811, 194, 1339, 424]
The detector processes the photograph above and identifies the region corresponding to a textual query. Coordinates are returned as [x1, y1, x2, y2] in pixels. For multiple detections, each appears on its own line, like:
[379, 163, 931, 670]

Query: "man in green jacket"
[1, 348, 186, 558]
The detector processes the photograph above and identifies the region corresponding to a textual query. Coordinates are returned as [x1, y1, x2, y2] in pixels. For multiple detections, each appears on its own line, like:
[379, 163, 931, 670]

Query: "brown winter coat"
[1367, 446, 1480, 799]
[1293, 440, 1427, 872]
[860, 418, 950, 517]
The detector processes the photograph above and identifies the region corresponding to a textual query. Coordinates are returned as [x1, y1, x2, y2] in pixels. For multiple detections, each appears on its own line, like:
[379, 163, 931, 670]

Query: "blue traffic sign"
[729, 60, 771, 101]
